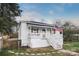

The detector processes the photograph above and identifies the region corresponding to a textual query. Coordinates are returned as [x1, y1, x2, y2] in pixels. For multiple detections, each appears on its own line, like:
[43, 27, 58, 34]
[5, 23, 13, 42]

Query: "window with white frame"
[31, 27, 39, 33]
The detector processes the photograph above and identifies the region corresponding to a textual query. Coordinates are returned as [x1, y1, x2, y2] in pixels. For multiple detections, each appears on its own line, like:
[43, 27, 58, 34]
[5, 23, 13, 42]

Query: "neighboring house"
[18, 21, 63, 50]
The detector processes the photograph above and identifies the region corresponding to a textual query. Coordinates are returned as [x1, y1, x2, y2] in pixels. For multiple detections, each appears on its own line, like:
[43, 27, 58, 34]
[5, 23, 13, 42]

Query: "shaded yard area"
[1, 42, 79, 56]
[0, 47, 72, 56]
[64, 42, 79, 53]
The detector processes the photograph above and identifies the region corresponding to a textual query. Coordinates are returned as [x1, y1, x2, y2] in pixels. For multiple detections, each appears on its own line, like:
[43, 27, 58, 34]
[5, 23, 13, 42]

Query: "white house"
[18, 20, 63, 50]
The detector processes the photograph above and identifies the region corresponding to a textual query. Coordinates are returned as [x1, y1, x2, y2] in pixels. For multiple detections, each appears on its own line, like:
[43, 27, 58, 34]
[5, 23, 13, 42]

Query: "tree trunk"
[0, 32, 3, 50]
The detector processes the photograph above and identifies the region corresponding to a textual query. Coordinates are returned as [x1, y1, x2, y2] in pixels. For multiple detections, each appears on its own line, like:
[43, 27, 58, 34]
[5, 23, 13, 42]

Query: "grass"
[0, 48, 15, 56]
[64, 42, 79, 53]
[1, 42, 79, 56]
[0, 47, 71, 56]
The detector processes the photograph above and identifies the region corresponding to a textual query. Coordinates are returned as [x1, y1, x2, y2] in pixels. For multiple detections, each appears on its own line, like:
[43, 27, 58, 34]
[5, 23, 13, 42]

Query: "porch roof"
[20, 21, 63, 29]
[27, 21, 54, 28]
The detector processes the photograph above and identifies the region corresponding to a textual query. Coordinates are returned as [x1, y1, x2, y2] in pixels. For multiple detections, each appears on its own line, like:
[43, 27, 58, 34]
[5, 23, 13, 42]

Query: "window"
[47, 28, 51, 32]
[60, 31, 62, 34]
[42, 29, 46, 32]
[53, 29, 55, 34]
[31, 27, 38, 33]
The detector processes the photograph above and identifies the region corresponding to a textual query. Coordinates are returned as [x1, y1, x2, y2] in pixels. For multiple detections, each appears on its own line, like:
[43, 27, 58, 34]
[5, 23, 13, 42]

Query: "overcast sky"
[16, 3, 79, 25]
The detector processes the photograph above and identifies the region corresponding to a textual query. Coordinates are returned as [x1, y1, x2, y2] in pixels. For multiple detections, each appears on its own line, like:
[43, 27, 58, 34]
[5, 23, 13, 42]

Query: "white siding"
[20, 22, 29, 46]
[30, 39, 50, 48]
[18, 21, 63, 49]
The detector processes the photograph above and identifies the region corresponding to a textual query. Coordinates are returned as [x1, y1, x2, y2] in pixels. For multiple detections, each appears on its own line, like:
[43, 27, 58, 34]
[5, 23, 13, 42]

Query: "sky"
[18, 3, 79, 25]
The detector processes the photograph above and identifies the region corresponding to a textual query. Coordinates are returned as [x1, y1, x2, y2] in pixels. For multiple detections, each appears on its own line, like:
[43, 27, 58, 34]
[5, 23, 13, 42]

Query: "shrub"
[63, 29, 79, 42]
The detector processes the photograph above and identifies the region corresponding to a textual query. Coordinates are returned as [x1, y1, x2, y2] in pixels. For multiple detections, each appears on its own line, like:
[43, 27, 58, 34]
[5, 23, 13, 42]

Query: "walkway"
[59, 49, 79, 56]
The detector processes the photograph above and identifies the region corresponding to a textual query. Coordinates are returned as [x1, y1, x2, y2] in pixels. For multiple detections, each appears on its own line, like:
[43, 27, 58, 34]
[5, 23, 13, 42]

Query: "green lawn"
[0, 49, 15, 56]
[1, 42, 79, 56]
[64, 42, 79, 53]
[0, 47, 71, 56]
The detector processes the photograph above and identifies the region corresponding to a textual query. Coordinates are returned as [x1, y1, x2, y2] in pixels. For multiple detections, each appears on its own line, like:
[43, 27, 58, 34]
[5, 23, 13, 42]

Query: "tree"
[63, 21, 79, 42]
[0, 3, 22, 34]
[63, 22, 71, 29]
